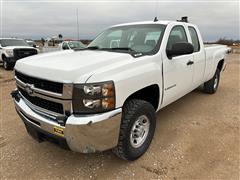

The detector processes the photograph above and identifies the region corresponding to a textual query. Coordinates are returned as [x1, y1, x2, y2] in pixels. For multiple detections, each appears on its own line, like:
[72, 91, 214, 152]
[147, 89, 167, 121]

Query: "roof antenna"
[154, 0, 159, 22]
[181, 16, 188, 22]
[177, 16, 189, 23]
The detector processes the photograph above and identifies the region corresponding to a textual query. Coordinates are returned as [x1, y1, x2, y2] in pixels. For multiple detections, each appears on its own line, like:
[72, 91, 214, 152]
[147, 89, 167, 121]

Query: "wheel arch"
[1, 53, 6, 60]
[217, 59, 224, 71]
[123, 84, 160, 111]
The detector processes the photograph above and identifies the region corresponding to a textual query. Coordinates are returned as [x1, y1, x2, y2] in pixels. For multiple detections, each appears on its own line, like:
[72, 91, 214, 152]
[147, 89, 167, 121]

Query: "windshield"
[27, 41, 36, 46]
[0, 39, 29, 47]
[68, 41, 86, 49]
[88, 24, 166, 55]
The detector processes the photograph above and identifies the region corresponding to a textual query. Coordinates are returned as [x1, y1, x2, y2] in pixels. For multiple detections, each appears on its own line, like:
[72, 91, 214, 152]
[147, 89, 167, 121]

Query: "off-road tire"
[113, 99, 156, 161]
[203, 69, 220, 94]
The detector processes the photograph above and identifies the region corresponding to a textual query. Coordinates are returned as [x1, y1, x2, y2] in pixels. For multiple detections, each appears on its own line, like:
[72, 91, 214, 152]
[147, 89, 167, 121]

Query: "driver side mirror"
[167, 42, 194, 59]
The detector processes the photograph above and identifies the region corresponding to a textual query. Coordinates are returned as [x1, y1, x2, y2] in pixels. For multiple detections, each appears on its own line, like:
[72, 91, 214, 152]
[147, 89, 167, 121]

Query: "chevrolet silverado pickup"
[0, 38, 38, 70]
[12, 18, 231, 161]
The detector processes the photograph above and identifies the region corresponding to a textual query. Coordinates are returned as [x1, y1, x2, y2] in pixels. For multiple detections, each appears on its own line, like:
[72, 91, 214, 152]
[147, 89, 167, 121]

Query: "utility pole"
[76, 8, 80, 41]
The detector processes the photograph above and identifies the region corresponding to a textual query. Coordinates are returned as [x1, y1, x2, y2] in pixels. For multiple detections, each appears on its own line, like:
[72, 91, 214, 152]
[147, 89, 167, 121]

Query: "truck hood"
[15, 50, 134, 83]
[4, 46, 36, 50]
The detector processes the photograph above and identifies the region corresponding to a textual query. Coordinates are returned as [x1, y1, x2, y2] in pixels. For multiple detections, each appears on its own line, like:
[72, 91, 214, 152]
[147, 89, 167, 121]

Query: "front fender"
[86, 55, 163, 109]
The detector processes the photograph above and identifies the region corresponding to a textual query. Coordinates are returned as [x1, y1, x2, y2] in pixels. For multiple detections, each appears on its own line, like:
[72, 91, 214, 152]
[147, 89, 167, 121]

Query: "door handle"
[187, 60, 194, 66]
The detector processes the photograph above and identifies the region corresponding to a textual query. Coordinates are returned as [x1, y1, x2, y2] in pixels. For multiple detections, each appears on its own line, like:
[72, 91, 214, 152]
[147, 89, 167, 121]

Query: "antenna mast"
[155, 1, 159, 20]
[76, 8, 80, 41]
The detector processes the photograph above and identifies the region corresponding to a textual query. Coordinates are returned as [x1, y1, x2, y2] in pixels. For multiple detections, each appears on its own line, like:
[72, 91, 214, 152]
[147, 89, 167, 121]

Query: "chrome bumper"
[13, 95, 122, 153]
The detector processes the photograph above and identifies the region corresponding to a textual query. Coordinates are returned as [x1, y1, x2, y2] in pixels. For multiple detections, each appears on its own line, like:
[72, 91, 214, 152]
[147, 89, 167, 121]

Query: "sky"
[0, 0, 239, 42]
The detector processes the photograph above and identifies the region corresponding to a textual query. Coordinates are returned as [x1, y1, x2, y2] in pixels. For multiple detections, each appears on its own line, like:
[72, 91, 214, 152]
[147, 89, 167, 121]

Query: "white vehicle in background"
[12, 17, 231, 161]
[25, 40, 39, 48]
[58, 41, 86, 50]
[0, 38, 38, 70]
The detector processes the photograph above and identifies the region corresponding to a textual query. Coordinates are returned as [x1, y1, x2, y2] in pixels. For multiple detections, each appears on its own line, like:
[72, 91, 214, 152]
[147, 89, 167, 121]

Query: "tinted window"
[62, 43, 69, 50]
[0, 39, 29, 47]
[167, 26, 188, 50]
[188, 27, 200, 52]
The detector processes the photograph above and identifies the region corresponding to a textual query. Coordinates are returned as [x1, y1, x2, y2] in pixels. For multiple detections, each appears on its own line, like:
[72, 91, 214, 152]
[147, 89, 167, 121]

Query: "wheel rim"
[213, 74, 219, 90]
[3, 61, 7, 69]
[130, 115, 150, 148]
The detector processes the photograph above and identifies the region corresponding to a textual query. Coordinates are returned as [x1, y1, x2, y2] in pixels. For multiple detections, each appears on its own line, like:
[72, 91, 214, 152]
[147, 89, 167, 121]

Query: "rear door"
[187, 26, 205, 86]
[162, 25, 194, 106]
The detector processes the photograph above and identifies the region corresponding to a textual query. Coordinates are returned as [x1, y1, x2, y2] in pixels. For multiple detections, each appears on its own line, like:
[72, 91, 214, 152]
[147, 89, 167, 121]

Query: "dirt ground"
[0, 53, 239, 180]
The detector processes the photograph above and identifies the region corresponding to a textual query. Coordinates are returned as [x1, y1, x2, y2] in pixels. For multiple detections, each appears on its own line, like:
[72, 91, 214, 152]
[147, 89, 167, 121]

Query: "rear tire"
[203, 69, 220, 94]
[113, 99, 156, 161]
[3, 58, 13, 70]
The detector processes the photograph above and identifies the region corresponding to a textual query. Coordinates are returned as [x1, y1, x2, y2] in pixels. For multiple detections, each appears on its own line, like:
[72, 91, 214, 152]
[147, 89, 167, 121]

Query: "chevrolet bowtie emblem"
[25, 84, 34, 96]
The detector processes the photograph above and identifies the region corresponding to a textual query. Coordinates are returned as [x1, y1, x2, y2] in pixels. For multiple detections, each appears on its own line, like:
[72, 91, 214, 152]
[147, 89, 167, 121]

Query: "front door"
[162, 25, 194, 107]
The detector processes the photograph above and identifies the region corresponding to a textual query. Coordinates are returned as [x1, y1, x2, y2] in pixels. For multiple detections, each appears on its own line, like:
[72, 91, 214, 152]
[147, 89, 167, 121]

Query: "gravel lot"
[0, 53, 239, 179]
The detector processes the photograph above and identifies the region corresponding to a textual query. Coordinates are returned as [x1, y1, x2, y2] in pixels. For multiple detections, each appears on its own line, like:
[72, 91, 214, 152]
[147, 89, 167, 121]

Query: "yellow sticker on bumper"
[53, 126, 64, 137]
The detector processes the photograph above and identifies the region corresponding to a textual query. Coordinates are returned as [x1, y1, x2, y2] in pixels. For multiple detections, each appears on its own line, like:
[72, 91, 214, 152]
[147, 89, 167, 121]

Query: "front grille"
[18, 87, 64, 114]
[13, 48, 38, 60]
[15, 71, 63, 94]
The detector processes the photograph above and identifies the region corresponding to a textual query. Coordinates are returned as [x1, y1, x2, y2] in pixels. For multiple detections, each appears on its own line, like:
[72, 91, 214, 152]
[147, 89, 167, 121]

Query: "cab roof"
[111, 20, 195, 28]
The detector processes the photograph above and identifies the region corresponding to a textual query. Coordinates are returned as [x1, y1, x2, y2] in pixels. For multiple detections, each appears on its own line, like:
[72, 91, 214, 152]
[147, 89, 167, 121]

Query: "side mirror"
[33, 44, 37, 48]
[167, 42, 194, 59]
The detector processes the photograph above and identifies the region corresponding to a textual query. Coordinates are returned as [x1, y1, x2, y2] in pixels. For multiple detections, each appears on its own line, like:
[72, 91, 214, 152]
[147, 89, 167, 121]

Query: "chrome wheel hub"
[3, 61, 7, 69]
[214, 75, 218, 90]
[130, 115, 150, 148]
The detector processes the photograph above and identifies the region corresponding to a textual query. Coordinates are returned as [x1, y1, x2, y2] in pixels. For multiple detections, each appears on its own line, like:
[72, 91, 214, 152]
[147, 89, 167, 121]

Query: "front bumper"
[13, 92, 122, 153]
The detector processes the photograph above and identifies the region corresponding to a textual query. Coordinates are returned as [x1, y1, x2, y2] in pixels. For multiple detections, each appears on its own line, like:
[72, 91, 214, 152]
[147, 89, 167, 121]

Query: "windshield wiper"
[109, 47, 136, 52]
[75, 46, 143, 57]
[108, 47, 143, 57]
[86, 46, 100, 50]
[75, 46, 100, 51]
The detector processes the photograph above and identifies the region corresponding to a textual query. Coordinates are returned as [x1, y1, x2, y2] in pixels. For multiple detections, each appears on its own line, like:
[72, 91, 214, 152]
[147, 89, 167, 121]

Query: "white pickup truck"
[58, 41, 86, 50]
[12, 18, 231, 161]
[0, 38, 38, 70]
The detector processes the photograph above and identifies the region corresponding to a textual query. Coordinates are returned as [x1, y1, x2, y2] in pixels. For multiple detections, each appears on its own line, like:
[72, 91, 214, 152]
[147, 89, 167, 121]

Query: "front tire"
[113, 99, 156, 161]
[3, 59, 13, 70]
[203, 69, 220, 94]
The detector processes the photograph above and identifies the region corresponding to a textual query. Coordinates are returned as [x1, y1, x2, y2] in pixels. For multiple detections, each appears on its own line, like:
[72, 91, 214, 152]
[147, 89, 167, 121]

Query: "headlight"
[72, 81, 115, 114]
[6, 49, 14, 56]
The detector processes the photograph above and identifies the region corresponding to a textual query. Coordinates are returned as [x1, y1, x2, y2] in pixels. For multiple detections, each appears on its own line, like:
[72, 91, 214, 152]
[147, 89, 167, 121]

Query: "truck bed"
[204, 44, 226, 48]
[203, 44, 230, 82]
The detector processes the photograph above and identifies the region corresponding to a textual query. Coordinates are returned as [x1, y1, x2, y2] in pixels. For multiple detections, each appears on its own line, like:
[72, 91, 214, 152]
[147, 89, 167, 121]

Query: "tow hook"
[11, 90, 20, 102]
[56, 115, 68, 126]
